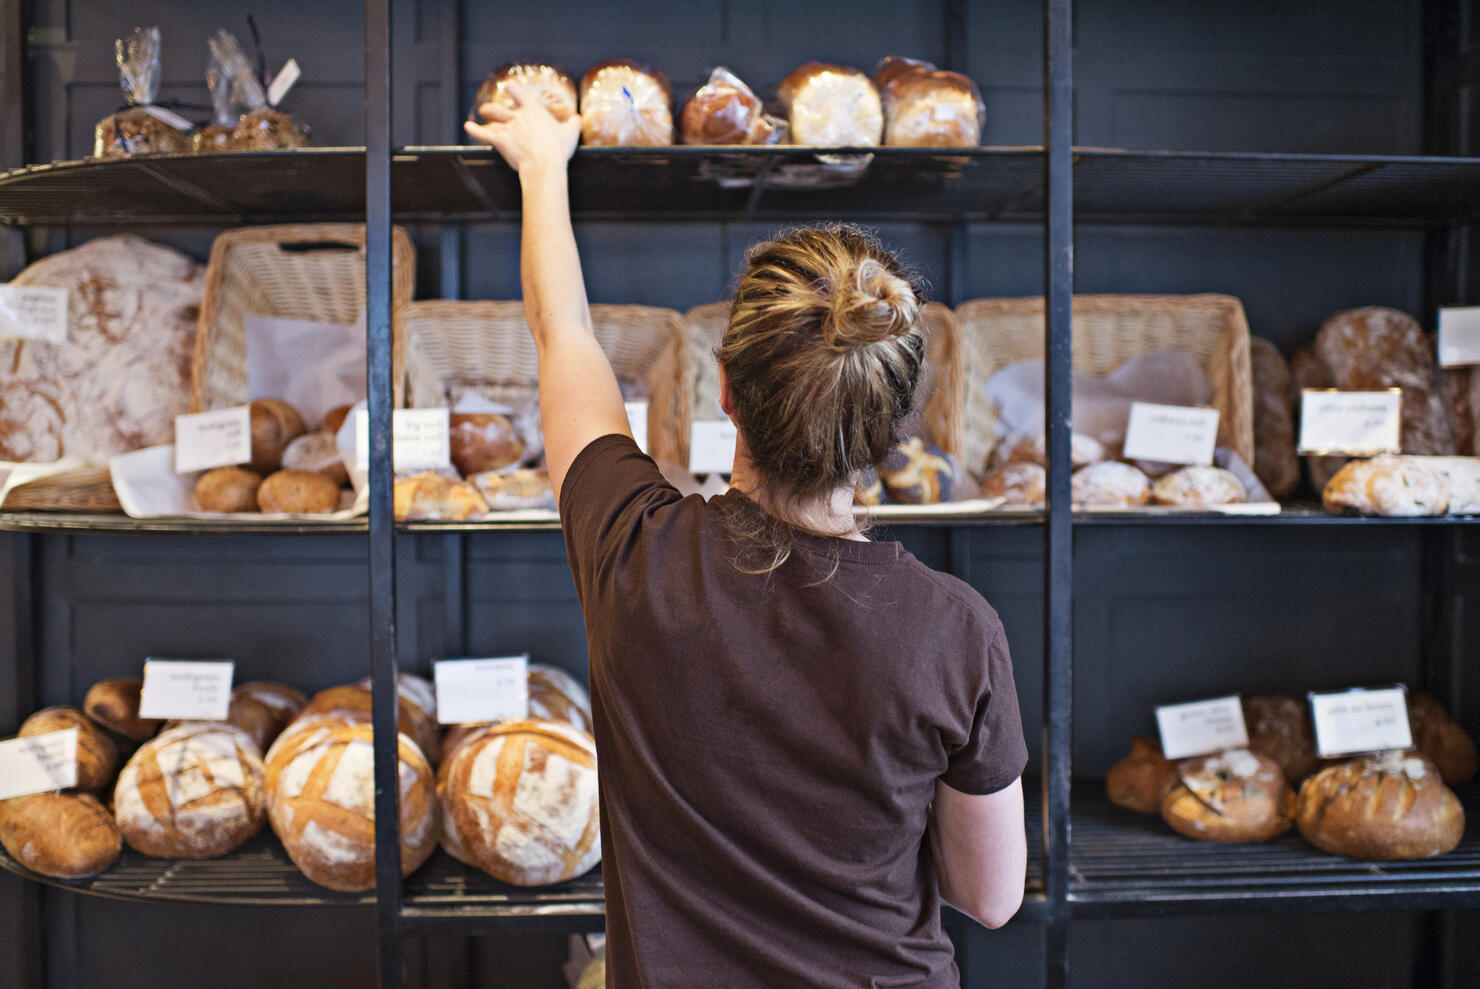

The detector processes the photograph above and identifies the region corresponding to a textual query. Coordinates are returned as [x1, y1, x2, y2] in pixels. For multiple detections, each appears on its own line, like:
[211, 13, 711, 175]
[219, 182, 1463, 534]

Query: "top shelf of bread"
[2, 148, 1479, 228]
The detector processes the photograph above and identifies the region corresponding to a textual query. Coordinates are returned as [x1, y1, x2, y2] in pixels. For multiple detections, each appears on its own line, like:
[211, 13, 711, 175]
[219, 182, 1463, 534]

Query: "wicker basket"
[400, 301, 690, 467]
[2, 466, 122, 512]
[190, 223, 416, 413]
[681, 300, 964, 457]
[953, 294, 1254, 473]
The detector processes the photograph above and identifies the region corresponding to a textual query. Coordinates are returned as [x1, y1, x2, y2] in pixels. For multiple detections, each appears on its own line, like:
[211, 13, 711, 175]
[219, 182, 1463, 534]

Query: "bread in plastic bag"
[777, 62, 883, 147]
[873, 56, 985, 147]
[471, 63, 578, 123]
[192, 49, 239, 152]
[94, 27, 190, 157]
[207, 29, 310, 150]
[579, 59, 673, 146]
[679, 67, 780, 145]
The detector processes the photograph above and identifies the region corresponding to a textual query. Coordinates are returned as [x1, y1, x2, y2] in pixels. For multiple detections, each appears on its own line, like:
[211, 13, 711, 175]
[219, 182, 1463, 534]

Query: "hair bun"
[823, 258, 920, 349]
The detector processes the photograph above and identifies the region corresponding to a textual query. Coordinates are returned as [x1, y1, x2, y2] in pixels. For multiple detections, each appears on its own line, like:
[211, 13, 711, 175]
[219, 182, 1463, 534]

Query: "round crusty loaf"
[1105, 736, 1175, 815]
[249, 398, 308, 475]
[288, 684, 432, 763]
[449, 413, 525, 477]
[1071, 461, 1151, 507]
[981, 463, 1046, 508]
[18, 706, 118, 792]
[1161, 749, 1294, 842]
[1242, 694, 1322, 784]
[0, 792, 121, 878]
[257, 469, 341, 514]
[354, 673, 441, 765]
[528, 664, 593, 735]
[1003, 432, 1106, 470]
[1323, 455, 1450, 517]
[281, 431, 349, 487]
[1406, 693, 1478, 785]
[233, 681, 308, 734]
[434, 745, 476, 866]
[442, 719, 600, 885]
[1296, 752, 1465, 860]
[113, 723, 266, 858]
[194, 467, 262, 513]
[83, 677, 163, 742]
[163, 691, 281, 755]
[265, 721, 437, 892]
[393, 472, 489, 521]
[1151, 466, 1246, 508]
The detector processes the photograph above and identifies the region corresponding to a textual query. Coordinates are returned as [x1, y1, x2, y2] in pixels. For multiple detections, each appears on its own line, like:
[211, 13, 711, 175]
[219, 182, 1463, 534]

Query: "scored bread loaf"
[292, 683, 438, 765]
[1296, 752, 1464, 860]
[1105, 736, 1175, 815]
[354, 673, 440, 763]
[1406, 693, 1479, 786]
[83, 677, 163, 742]
[1161, 749, 1295, 842]
[442, 719, 600, 885]
[18, 707, 118, 792]
[163, 690, 282, 755]
[528, 664, 594, 735]
[1323, 455, 1450, 516]
[1071, 461, 1151, 507]
[0, 792, 121, 878]
[265, 720, 437, 892]
[113, 723, 266, 858]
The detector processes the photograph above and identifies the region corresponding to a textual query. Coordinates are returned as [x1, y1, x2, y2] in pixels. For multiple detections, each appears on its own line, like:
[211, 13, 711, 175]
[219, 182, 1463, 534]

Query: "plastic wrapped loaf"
[680, 67, 780, 145]
[472, 63, 579, 123]
[873, 56, 985, 147]
[192, 49, 238, 152]
[777, 62, 883, 147]
[579, 59, 673, 146]
[206, 29, 309, 150]
[94, 27, 190, 157]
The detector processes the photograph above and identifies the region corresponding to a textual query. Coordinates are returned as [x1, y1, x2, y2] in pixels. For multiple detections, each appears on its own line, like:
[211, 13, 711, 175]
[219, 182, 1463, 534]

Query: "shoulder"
[897, 554, 1006, 645]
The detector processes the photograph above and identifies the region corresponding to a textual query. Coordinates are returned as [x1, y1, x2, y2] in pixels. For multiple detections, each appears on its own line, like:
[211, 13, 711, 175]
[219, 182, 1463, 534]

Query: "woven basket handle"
[275, 240, 361, 253]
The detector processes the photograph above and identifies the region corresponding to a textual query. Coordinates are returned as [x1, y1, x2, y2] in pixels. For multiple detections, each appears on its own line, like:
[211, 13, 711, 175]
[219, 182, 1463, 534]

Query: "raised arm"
[464, 88, 633, 504]
[929, 777, 1026, 930]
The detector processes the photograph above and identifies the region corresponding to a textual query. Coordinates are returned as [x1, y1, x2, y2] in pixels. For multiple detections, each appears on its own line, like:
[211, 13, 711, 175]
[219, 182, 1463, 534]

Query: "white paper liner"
[109, 444, 366, 520]
[243, 312, 367, 429]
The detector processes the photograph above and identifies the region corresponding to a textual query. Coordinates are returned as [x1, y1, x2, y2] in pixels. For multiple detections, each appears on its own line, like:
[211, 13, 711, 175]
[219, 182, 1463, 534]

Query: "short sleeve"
[940, 627, 1028, 795]
[559, 433, 682, 595]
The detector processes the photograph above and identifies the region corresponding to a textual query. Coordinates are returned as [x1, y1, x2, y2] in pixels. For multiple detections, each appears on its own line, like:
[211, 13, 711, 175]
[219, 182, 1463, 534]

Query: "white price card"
[625, 401, 649, 455]
[689, 420, 738, 475]
[355, 408, 451, 472]
[1309, 686, 1413, 758]
[267, 58, 302, 107]
[434, 655, 530, 725]
[1120, 402, 1220, 466]
[0, 285, 68, 343]
[138, 660, 235, 721]
[1298, 389, 1403, 455]
[1155, 695, 1249, 760]
[174, 406, 252, 473]
[1438, 307, 1480, 368]
[0, 729, 78, 800]
[140, 104, 195, 131]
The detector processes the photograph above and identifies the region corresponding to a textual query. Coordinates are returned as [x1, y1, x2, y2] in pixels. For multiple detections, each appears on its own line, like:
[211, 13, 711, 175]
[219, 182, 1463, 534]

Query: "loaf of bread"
[95, 108, 189, 158]
[194, 467, 262, 513]
[1003, 432, 1106, 470]
[470, 467, 555, 511]
[249, 398, 308, 475]
[1071, 461, 1151, 507]
[879, 437, 954, 504]
[1289, 343, 1348, 493]
[114, 723, 266, 858]
[980, 463, 1046, 508]
[442, 719, 600, 885]
[257, 469, 340, 514]
[853, 467, 884, 506]
[288, 684, 434, 765]
[1406, 693, 1478, 785]
[449, 413, 525, 476]
[873, 56, 984, 147]
[777, 62, 883, 147]
[393, 472, 489, 522]
[1161, 749, 1294, 842]
[354, 673, 441, 764]
[1105, 736, 1175, 815]
[163, 691, 281, 755]
[680, 67, 777, 145]
[1242, 695, 1321, 784]
[434, 741, 477, 866]
[265, 721, 437, 892]
[1323, 455, 1450, 516]
[1151, 466, 1246, 508]
[473, 63, 578, 122]
[0, 792, 121, 878]
[529, 664, 594, 735]
[439, 722, 489, 768]
[282, 431, 349, 487]
[230, 107, 309, 150]
[18, 707, 118, 792]
[1296, 752, 1464, 860]
[1426, 456, 1480, 513]
[233, 681, 308, 737]
[83, 677, 163, 742]
[1249, 337, 1300, 499]
[579, 60, 673, 146]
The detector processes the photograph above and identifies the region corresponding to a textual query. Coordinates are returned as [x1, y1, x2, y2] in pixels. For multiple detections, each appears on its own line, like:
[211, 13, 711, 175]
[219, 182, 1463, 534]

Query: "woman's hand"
[463, 83, 582, 177]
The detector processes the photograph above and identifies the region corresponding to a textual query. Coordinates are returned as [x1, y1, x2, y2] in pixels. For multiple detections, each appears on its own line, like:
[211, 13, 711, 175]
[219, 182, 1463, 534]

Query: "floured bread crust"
[1161, 749, 1294, 842]
[1070, 461, 1151, 507]
[1296, 752, 1464, 860]
[1151, 466, 1246, 508]
[1323, 455, 1450, 516]
[528, 664, 593, 735]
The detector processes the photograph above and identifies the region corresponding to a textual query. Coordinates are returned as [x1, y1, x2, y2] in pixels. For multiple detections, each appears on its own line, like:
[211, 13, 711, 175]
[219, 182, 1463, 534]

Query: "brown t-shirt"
[560, 435, 1027, 988]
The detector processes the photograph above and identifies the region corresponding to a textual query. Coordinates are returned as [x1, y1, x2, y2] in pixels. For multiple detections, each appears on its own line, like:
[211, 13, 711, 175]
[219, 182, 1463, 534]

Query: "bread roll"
[249, 399, 308, 475]
[873, 57, 984, 147]
[470, 467, 555, 511]
[256, 469, 340, 514]
[18, 707, 119, 792]
[1407, 693, 1479, 785]
[579, 59, 673, 146]
[981, 463, 1046, 507]
[393, 472, 489, 521]
[879, 437, 954, 504]
[354, 673, 440, 763]
[83, 677, 162, 742]
[529, 664, 594, 735]
[1242, 695, 1321, 784]
[1249, 337, 1300, 499]
[680, 67, 776, 145]
[473, 63, 578, 122]
[265, 721, 436, 892]
[113, 723, 266, 858]
[1161, 749, 1294, 842]
[0, 792, 121, 878]
[194, 467, 262, 513]
[1105, 736, 1175, 815]
[449, 413, 525, 476]
[281, 431, 349, 487]
[1151, 466, 1246, 508]
[1071, 461, 1151, 507]
[1296, 752, 1464, 860]
[1004, 432, 1106, 470]
[442, 720, 600, 885]
[163, 691, 281, 755]
[1323, 455, 1450, 516]
[777, 62, 883, 147]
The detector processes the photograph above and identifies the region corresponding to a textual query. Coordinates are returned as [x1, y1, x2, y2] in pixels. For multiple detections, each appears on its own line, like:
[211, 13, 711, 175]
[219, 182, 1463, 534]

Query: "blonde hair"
[717, 224, 926, 572]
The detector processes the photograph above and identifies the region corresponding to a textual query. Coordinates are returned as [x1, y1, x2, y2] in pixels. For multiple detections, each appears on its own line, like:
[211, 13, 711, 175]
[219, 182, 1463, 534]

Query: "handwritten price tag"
[355, 408, 451, 472]
[434, 656, 530, 725]
[0, 729, 78, 800]
[1155, 695, 1249, 760]
[689, 420, 738, 475]
[1298, 389, 1403, 455]
[1309, 686, 1412, 757]
[1121, 402, 1220, 466]
[0, 285, 68, 343]
[175, 406, 252, 473]
[138, 660, 235, 721]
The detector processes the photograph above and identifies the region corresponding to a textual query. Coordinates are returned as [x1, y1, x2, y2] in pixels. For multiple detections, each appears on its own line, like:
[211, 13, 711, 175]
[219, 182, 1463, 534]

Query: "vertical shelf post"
[365, 0, 404, 985]
[1042, 0, 1074, 984]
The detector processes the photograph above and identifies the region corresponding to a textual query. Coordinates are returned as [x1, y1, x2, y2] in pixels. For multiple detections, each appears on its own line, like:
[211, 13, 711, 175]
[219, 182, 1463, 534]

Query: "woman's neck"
[727, 439, 866, 541]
